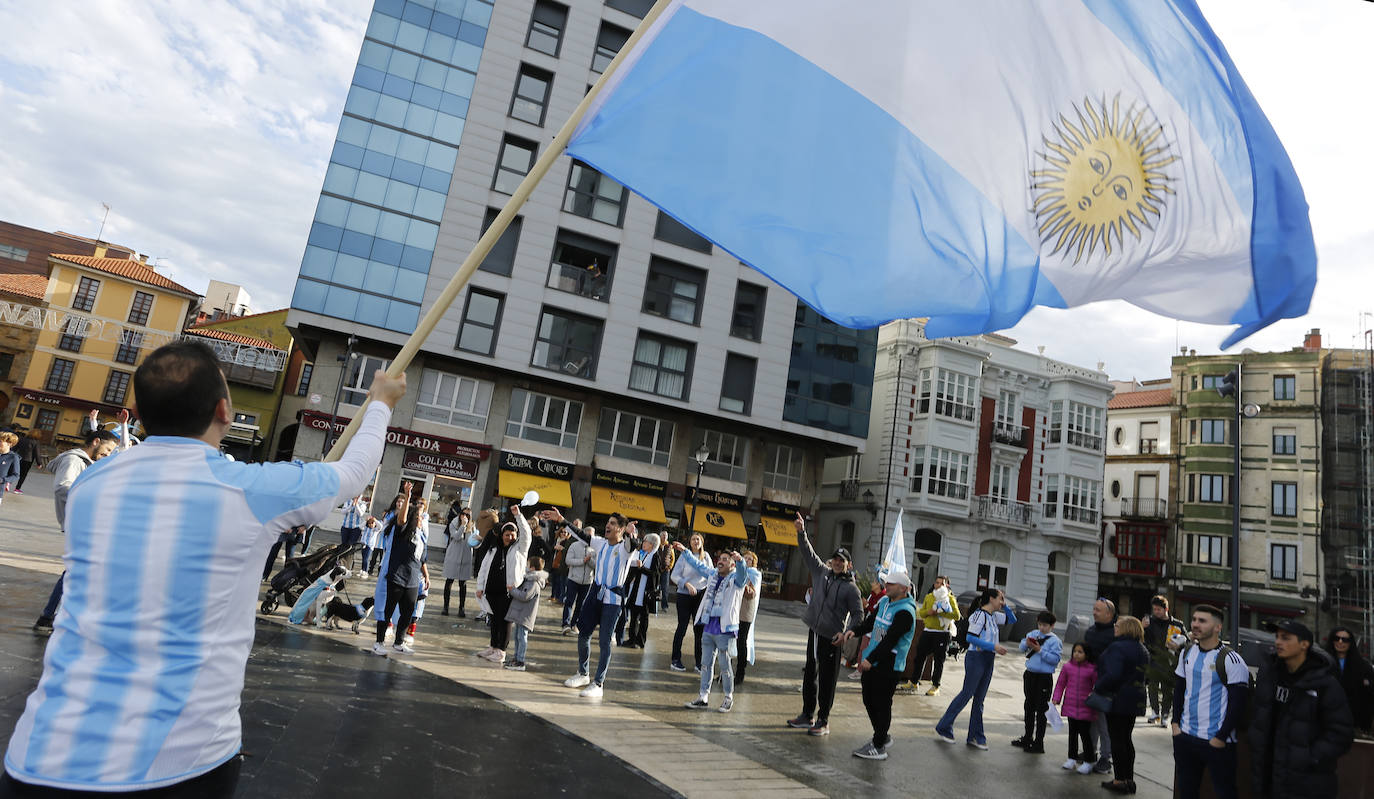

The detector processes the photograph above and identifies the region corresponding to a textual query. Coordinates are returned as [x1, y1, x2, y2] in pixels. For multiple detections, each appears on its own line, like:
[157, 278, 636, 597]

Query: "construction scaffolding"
[1321, 339, 1374, 655]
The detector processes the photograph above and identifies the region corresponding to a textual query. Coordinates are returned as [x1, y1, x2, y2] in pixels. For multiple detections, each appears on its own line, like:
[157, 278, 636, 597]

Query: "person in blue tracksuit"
[1012, 611, 1063, 753]
[842, 568, 919, 760]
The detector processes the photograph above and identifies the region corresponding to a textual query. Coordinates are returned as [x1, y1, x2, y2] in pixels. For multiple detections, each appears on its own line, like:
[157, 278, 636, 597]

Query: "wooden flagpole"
[324, 0, 676, 462]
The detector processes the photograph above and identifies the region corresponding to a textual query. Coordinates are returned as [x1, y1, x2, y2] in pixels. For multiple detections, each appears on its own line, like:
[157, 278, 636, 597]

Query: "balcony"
[1119, 497, 1168, 519]
[546, 261, 608, 300]
[975, 495, 1033, 527]
[839, 479, 859, 500]
[1113, 529, 1166, 577]
[992, 421, 1029, 448]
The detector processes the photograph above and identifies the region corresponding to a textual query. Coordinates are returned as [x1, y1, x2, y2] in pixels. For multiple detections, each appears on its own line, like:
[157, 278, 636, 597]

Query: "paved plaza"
[1, 471, 1176, 798]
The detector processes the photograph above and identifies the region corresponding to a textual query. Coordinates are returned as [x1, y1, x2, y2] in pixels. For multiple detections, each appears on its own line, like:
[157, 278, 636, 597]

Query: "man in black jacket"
[787, 513, 863, 738]
[1082, 597, 1119, 774]
[1248, 620, 1353, 799]
[1141, 595, 1185, 726]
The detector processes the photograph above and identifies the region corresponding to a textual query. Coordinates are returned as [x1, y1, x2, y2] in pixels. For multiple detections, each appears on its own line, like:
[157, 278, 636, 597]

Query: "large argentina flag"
[566, 1, 1315, 346]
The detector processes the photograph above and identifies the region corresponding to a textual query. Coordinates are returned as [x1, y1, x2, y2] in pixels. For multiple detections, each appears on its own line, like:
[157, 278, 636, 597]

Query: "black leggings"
[376, 583, 418, 644]
[734, 621, 752, 683]
[619, 605, 648, 644]
[487, 591, 511, 650]
[913, 630, 950, 686]
[1106, 713, 1137, 781]
[1067, 717, 1096, 762]
[1022, 671, 1053, 743]
[443, 579, 467, 613]
[861, 664, 900, 744]
[671, 592, 704, 666]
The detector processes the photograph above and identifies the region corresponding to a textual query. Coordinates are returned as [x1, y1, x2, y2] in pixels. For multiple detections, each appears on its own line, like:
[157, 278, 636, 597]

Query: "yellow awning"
[693, 507, 747, 539]
[589, 485, 667, 523]
[760, 517, 797, 546]
[497, 470, 572, 507]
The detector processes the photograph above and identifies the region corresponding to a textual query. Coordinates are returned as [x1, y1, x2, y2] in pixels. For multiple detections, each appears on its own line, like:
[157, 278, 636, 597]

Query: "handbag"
[552, 547, 565, 570]
[1085, 690, 1114, 713]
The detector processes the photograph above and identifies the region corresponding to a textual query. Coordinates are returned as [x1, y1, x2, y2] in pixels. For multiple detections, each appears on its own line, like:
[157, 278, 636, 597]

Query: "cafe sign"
[592, 469, 666, 496]
[499, 450, 573, 479]
[684, 486, 746, 510]
[301, 410, 489, 460]
[402, 449, 479, 480]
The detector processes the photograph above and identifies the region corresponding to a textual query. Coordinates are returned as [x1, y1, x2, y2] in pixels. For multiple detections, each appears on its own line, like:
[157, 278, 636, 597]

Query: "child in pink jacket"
[1051, 642, 1098, 775]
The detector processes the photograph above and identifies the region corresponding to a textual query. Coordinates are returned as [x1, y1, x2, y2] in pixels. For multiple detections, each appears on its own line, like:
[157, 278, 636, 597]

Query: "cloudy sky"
[0, 0, 1368, 381]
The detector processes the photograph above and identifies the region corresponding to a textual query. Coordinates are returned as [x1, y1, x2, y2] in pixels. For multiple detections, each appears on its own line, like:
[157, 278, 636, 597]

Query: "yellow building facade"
[15, 253, 198, 447]
[183, 309, 293, 461]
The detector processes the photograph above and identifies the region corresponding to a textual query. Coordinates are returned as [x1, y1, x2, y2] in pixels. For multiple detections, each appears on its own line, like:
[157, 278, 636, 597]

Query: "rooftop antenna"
[96, 203, 111, 243]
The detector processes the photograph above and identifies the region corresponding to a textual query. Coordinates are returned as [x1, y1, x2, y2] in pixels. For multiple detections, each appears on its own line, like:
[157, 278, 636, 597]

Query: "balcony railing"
[839, 479, 860, 500]
[1119, 497, 1168, 519]
[992, 421, 1029, 448]
[976, 495, 1033, 527]
[546, 262, 608, 300]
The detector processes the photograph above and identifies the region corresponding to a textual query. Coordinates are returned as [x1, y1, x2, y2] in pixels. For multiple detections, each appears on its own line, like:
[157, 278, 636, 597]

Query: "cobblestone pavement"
[0, 472, 1176, 797]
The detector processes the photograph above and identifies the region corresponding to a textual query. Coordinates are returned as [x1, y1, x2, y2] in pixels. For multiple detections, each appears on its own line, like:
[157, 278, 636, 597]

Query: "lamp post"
[1218, 365, 1260, 645]
[323, 335, 358, 458]
[879, 350, 902, 564]
[687, 444, 710, 533]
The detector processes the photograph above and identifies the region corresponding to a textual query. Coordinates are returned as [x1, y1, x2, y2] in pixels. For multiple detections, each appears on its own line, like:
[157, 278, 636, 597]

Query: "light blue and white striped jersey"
[1175, 644, 1251, 742]
[4, 403, 391, 791]
[340, 499, 366, 530]
[590, 536, 634, 605]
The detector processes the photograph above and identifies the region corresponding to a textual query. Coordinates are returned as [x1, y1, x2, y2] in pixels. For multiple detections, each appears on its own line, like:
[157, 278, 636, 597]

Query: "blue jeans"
[699, 630, 736, 698]
[936, 649, 996, 744]
[563, 581, 590, 628]
[576, 592, 623, 686]
[512, 625, 530, 663]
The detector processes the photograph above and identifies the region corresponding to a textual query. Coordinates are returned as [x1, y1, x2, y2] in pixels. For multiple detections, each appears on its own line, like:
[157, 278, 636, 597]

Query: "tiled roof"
[49, 254, 199, 298]
[183, 326, 280, 350]
[0, 273, 49, 301]
[1108, 387, 1174, 409]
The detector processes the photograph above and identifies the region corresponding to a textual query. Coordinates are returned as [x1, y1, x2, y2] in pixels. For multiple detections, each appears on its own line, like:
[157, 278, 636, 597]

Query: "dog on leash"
[323, 596, 376, 633]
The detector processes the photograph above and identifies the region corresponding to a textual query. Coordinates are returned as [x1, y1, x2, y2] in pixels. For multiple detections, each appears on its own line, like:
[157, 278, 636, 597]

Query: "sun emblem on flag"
[1031, 95, 1178, 262]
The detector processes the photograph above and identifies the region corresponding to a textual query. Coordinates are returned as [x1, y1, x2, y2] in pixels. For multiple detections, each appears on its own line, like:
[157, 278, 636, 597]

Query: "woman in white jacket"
[559, 524, 593, 634]
[474, 506, 531, 664]
[669, 533, 710, 672]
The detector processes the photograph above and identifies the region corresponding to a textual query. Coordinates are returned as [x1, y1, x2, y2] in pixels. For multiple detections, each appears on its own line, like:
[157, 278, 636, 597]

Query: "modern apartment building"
[1099, 380, 1175, 617]
[280, 0, 875, 595]
[818, 319, 1111, 623]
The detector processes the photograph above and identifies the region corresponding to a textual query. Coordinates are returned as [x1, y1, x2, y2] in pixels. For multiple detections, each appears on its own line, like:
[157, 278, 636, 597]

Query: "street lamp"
[323, 335, 358, 458]
[862, 488, 877, 518]
[687, 444, 711, 533]
[1217, 366, 1260, 645]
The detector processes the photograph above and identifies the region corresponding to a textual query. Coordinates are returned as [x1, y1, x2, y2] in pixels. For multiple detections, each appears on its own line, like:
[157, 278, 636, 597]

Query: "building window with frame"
[1272, 427, 1296, 456]
[1139, 421, 1159, 454]
[1271, 481, 1298, 517]
[71, 276, 99, 312]
[457, 288, 504, 356]
[976, 540, 1010, 591]
[932, 369, 975, 421]
[532, 308, 602, 378]
[478, 208, 523, 276]
[114, 331, 144, 365]
[995, 389, 1019, 427]
[296, 362, 313, 397]
[591, 21, 630, 73]
[563, 161, 628, 226]
[510, 63, 553, 126]
[547, 229, 615, 300]
[1199, 419, 1227, 444]
[1200, 374, 1224, 391]
[1269, 543, 1298, 581]
[605, 0, 653, 17]
[1043, 474, 1058, 518]
[0, 243, 29, 262]
[525, 0, 567, 56]
[341, 354, 389, 406]
[1061, 476, 1100, 524]
[35, 407, 59, 433]
[0, 352, 13, 381]
[642, 258, 705, 325]
[493, 135, 538, 195]
[596, 407, 673, 466]
[730, 281, 765, 341]
[415, 369, 493, 431]
[692, 428, 748, 482]
[127, 291, 155, 326]
[1046, 551, 1071, 620]
[989, 463, 1014, 501]
[1188, 533, 1228, 566]
[923, 447, 970, 500]
[45, 358, 76, 393]
[507, 389, 582, 449]
[654, 210, 712, 253]
[629, 332, 692, 400]
[764, 443, 803, 493]
[57, 318, 87, 353]
[719, 353, 755, 414]
[102, 370, 132, 405]
[1189, 473, 1228, 504]
[1050, 400, 1104, 450]
[1273, 374, 1296, 401]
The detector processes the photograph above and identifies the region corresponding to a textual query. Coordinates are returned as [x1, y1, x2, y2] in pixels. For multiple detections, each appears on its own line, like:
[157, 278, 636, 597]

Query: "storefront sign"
[684, 486, 746, 510]
[402, 449, 479, 480]
[300, 410, 489, 460]
[760, 500, 801, 519]
[19, 388, 128, 416]
[499, 450, 573, 479]
[592, 469, 667, 496]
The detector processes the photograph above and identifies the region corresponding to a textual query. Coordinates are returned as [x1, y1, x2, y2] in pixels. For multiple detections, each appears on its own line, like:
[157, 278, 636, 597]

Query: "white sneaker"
[718, 696, 734, 713]
[565, 673, 591, 689]
[486, 650, 505, 664]
[1075, 761, 1094, 775]
[1062, 758, 1078, 770]
[579, 684, 603, 698]
[370, 642, 389, 657]
[476, 647, 495, 658]
[1145, 711, 1159, 723]
[392, 642, 414, 655]
[402, 634, 415, 648]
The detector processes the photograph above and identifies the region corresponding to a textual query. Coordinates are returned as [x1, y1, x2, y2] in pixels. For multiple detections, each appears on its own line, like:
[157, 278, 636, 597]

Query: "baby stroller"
[260, 542, 362, 615]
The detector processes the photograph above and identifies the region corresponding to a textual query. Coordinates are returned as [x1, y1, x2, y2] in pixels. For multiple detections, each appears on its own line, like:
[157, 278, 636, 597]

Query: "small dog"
[323, 596, 375, 633]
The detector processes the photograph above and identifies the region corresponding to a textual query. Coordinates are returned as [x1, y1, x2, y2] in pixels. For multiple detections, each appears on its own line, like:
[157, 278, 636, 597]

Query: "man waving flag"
[565, 0, 1315, 346]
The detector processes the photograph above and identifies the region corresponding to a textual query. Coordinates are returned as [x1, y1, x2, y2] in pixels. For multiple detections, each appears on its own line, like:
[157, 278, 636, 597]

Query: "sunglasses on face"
[1333, 636, 1353, 642]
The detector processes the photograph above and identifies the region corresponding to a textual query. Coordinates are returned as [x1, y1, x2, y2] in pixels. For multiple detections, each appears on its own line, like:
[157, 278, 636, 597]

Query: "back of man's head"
[133, 341, 228, 437]
[83, 429, 118, 448]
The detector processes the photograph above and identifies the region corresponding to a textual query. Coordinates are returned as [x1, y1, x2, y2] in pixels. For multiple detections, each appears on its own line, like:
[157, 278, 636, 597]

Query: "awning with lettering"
[760, 517, 798, 546]
[693, 507, 747, 540]
[590, 486, 667, 524]
[497, 469, 572, 507]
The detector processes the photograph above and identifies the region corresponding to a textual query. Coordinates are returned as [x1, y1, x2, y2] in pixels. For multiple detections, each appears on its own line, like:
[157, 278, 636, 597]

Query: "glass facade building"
[291, 0, 494, 334]
[784, 306, 877, 438]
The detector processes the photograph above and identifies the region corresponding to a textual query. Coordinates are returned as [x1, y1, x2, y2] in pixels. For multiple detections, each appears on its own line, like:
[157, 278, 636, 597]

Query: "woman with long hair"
[442, 507, 476, 616]
[935, 587, 1016, 749]
[474, 505, 532, 664]
[669, 532, 710, 671]
[1326, 626, 1374, 734]
[370, 482, 430, 656]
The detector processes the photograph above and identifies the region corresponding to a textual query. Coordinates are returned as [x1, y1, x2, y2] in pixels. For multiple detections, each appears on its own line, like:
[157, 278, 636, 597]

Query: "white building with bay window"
[819, 319, 1111, 626]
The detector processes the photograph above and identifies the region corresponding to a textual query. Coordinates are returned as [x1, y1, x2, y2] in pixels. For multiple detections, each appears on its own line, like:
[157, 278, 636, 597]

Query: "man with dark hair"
[1172, 604, 1250, 799]
[788, 513, 863, 737]
[3, 341, 406, 797]
[1248, 620, 1353, 798]
[1142, 594, 1185, 726]
[550, 508, 637, 698]
[30, 426, 122, 634]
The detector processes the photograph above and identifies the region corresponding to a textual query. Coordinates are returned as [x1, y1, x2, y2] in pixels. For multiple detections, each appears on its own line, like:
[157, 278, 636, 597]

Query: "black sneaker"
[1024, 743, 1045, 754]
[1010, 737, 1028, 748]
[684, 697, 710, 709]
[669, 661, 687, 672]
[32, 617, 54, 635]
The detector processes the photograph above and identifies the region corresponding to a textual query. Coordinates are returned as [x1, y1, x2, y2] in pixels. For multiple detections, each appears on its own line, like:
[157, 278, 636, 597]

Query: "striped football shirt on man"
[1174, 644, 1251, 742]
[590, 536, 635, 605]
[4, 402, 391, 792]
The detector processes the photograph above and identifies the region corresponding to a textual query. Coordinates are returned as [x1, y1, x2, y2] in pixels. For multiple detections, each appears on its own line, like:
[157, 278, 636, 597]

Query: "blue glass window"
[356, 294, 391, 328]
[300, 247, 337, 280]
[325, 286, 361, 319]
[366, 13, 400, 43]
[293, 278, 328, 312]
[364, 262, 398, 294]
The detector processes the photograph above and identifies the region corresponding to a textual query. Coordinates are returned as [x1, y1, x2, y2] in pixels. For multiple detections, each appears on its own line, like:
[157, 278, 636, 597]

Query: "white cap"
[883, 569, 912, 588]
